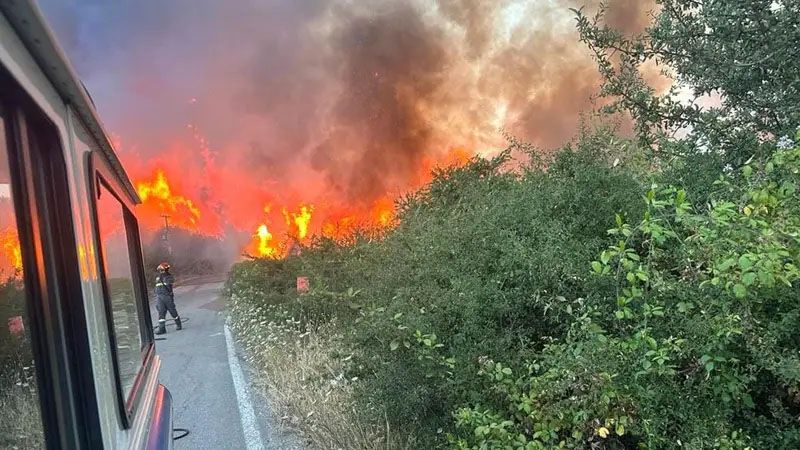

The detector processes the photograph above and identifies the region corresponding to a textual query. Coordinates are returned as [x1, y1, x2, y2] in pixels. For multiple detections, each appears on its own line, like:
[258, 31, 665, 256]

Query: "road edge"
[224, 320, 265, 450]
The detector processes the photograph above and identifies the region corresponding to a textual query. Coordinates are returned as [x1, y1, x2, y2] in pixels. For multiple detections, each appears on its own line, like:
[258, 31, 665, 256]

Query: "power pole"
[161, 214, 173, 257]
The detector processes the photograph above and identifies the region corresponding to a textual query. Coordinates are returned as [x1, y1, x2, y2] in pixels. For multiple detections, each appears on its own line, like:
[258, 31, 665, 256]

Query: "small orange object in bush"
[297, 276, 309, 293]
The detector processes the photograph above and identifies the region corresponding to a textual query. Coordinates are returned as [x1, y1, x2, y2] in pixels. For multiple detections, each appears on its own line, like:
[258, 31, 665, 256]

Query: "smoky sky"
[38, 0, 654, 215]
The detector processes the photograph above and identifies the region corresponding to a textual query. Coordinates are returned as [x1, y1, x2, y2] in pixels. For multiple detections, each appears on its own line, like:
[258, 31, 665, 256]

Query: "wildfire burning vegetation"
[282, 205, 313, 240]
[254, 224, 276, 258]
[245, 197, 400, 259]
[0, 227, 22, 276]
[122, 123, 469, 260]
[136, 170, 202, 231]
[44, 0, 658, 263]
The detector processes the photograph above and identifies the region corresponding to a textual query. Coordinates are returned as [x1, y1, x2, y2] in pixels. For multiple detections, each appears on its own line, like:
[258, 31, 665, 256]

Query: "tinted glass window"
[0, 105, 44, 448]
[96, 183, 142, 399]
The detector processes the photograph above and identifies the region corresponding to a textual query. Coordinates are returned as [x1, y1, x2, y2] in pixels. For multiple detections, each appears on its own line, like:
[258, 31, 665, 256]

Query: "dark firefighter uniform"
[155, 263, 182, 334]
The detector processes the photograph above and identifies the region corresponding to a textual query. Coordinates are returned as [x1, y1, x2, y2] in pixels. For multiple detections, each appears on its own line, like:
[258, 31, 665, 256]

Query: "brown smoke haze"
[41, 0, 656, 242]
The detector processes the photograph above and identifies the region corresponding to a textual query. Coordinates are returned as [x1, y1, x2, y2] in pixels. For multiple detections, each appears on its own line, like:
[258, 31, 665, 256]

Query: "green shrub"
[452, 141, 800, 449]
[227, 135, 800, 449]
[228, 132, 646, 446]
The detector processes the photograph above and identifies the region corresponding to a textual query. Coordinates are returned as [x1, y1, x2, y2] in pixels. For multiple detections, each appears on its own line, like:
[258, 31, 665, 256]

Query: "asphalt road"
[152, 277, 302, 449]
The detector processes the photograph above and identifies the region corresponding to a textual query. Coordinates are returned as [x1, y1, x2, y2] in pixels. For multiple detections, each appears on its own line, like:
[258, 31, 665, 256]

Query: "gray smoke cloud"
[39, 0, 655, 217]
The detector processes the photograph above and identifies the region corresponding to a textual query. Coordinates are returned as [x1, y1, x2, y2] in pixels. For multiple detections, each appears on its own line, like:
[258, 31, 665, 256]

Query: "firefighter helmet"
[157, 262, 171, 272]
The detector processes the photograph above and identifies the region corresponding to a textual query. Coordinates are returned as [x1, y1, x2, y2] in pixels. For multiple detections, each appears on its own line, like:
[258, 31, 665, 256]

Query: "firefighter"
[154, 262, 182, 335]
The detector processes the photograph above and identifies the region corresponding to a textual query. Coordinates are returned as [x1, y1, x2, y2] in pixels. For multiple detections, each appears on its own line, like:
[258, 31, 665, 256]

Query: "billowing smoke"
[38, 0, 655, 254]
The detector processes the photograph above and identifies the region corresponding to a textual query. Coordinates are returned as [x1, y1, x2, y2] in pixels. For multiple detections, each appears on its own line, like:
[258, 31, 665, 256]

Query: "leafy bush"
[226, 2, 800, 447]
[228, 136, 800, 449]
[453, 140, 800, 449]
[228, 131, 646, 447]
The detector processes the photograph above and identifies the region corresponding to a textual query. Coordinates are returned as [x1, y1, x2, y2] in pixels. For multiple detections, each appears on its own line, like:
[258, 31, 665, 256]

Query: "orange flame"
[317, 197, 396, 242]
[122, 122, 476, 259]
[255, 224, 279, 258]
[136, 169, 203, 231]
[321, 215, 356, 241]
[370, 197, 395, 227]
[282, 205, 313, 240]
[0, 227, 22, 275]
[249, 204, 313, 258]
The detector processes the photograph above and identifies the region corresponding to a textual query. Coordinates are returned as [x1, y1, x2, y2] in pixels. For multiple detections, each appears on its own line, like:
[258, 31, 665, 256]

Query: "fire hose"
[173, 428, 190, 440]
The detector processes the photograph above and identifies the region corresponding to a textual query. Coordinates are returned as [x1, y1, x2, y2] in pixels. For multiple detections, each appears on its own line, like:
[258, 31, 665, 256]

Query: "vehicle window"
[95, 182, 143, 400]
[0, 104, 44, 448]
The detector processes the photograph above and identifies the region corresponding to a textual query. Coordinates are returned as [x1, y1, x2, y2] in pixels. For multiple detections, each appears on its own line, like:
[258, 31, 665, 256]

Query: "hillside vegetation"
[227, 2, 800, 449]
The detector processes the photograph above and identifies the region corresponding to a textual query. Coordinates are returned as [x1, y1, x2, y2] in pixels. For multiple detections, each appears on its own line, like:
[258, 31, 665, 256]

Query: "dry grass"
[0, 375, 45, 449]
[230, 298, 417, 450]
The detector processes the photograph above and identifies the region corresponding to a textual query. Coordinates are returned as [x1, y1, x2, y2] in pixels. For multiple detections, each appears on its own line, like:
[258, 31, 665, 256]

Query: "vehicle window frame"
[1, 65, 103, 448]
[86, 150, 154, 428]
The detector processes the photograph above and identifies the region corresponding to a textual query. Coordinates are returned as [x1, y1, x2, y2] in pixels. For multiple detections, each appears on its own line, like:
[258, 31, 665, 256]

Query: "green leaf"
[390, 340, 400, 351]
[741, 272, 757, 287]
[742, 165, 753, 178]
[743, 393, 755, 409]
[738, 255, 753, 271]
[600, 251, 612, 264]
[615, 310, 625, 319]
[758, 270, 775, 287]
[733, 283, 747, 298]
[501, 367, 512, 375]
[592, 261, 602, 273]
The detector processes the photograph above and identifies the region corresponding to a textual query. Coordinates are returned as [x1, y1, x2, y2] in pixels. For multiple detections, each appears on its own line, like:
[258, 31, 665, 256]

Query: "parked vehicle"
[0, 1, 172, 448]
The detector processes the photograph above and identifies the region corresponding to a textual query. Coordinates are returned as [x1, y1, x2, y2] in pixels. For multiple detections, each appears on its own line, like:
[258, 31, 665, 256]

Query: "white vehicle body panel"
[0, 2, 163, 449]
